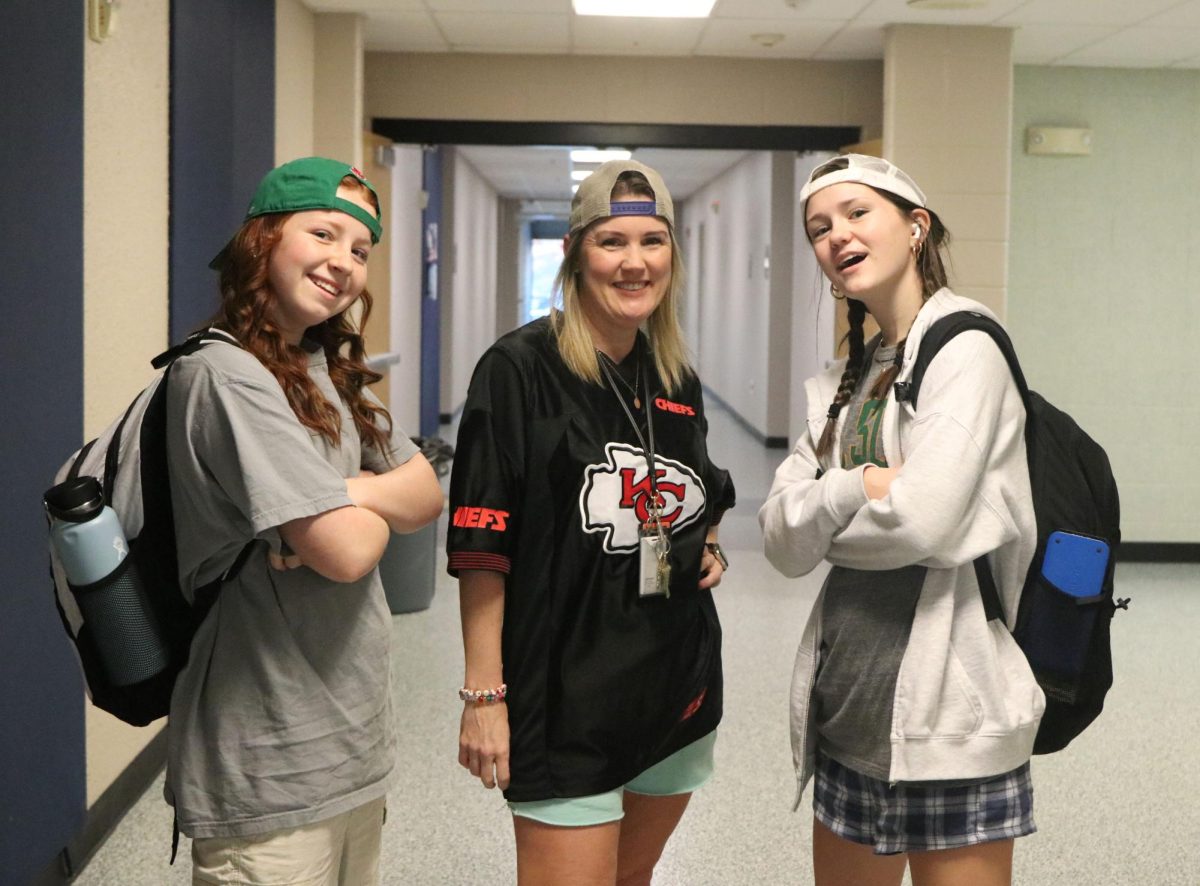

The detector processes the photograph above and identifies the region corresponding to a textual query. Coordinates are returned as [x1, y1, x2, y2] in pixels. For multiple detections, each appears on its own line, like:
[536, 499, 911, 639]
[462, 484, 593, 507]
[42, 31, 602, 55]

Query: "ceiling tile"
[856, 0, 1026, 26]
[1143, 3, 1200, 28]
[712, 0, 870, 20]
[435, 12, 570, 50]
[695, 18, 842, 57]
[308, 0, 425, 11]
[994, 0, 1183, 28]
[452, 43, 570, 54]
[338, 0, 1200, 66]
[1009, 23, 1120, 65]
[362, 11, 448, 52]
[812, 23, 884, 59]
[634, 148, 749, 199]
[1058, 27, 1200, 67]
[572, 17, 707, 56]
[426, 0, 569, 12]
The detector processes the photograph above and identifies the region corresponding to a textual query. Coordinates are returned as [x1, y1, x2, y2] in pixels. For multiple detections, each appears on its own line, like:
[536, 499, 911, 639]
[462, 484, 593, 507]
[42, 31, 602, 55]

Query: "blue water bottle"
[44, 476, 170, 686]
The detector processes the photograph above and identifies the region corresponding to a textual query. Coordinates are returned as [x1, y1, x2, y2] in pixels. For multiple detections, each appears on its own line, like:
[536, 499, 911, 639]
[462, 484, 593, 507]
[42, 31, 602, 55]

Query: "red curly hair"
[209, 176, 394, 460]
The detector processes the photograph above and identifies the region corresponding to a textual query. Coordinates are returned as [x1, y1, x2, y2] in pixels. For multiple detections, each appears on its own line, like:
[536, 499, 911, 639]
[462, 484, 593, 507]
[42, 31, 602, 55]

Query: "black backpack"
[895, 311, 1127, 754]
[48, 331, 252, 727]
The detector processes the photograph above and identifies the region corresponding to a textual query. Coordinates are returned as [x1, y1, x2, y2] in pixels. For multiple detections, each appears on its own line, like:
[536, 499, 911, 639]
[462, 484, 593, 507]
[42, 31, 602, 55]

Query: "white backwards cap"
[799, 153, 927, 211]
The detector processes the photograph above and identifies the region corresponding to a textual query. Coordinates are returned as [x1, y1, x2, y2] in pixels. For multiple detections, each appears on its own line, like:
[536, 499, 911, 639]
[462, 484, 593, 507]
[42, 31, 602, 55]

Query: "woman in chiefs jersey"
[447, 159, 735, 885]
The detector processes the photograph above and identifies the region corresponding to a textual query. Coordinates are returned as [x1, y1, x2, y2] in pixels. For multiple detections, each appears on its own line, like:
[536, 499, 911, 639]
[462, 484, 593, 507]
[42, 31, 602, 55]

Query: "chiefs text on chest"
[654, 397, 695, 416]
[579, 442, 707, 553]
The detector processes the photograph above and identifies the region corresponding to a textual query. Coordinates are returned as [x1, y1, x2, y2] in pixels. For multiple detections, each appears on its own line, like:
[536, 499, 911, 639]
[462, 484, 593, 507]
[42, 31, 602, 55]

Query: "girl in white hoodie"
[759, 155, 1042, 886]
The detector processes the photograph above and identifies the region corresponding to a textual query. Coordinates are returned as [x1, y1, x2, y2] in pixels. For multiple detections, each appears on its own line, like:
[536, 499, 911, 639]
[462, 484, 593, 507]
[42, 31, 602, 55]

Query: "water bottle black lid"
[44, 476, 105, 522]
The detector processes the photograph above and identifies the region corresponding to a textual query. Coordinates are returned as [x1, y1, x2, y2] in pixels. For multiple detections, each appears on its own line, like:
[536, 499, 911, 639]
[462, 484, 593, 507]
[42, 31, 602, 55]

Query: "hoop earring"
[910, 239, 923, 259]
[830, 283, 846, 301]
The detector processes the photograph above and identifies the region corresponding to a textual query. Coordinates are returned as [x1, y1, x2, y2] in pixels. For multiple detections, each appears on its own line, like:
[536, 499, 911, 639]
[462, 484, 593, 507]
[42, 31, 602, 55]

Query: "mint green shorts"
[508, 731, 717, 827]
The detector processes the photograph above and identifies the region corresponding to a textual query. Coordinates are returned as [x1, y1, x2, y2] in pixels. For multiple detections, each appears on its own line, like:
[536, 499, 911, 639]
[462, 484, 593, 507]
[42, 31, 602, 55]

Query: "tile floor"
[73, 402, 1200, 885]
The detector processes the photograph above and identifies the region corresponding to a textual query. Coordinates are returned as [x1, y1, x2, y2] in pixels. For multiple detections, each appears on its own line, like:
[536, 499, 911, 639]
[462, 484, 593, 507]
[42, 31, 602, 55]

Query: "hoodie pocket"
[905, 645, 984, 739]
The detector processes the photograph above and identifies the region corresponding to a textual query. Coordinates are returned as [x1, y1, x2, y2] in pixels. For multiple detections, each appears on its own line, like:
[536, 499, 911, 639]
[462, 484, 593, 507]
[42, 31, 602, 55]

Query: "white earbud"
[911, 223, 922, 238]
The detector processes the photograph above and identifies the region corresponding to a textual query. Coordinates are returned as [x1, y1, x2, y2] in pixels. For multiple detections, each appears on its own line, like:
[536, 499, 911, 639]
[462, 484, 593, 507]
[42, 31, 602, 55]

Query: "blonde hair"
[549, 173, 692, 395]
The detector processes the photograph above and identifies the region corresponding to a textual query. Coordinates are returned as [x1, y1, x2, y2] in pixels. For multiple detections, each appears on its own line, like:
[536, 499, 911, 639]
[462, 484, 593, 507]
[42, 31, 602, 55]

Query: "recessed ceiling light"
[573, 0, 717, 18]
[906, 0, 987, 8]
[570, 149, 632, 163]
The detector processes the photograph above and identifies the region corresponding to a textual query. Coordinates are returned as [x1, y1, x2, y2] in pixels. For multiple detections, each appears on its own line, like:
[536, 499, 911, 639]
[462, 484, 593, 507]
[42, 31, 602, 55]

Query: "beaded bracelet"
[458, 683, 507, 704]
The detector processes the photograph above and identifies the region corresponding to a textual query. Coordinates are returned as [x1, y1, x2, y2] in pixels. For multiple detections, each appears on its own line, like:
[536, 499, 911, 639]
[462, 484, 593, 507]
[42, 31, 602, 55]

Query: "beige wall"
[83, 0, 171, 806]
[365, 53, 882, 133]
[885, 25, 1013, 315]
[314, 13, 364, 169]
[275, 0, 315, 164]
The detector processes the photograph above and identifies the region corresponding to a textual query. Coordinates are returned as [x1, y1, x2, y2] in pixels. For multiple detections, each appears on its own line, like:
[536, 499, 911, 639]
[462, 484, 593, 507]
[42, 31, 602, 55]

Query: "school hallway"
[72, 400, 1199, 886]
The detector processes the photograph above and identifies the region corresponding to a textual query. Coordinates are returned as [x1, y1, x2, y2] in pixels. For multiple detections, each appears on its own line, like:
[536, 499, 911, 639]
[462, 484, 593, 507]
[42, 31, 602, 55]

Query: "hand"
[698, 549, 725, 590]
[863, 465, 898, 501]
[459, 701, 511, 790]
[268, 549, 303, 571]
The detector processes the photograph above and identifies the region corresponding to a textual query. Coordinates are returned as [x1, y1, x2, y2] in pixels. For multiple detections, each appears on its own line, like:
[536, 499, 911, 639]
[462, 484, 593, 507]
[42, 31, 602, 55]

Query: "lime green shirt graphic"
[842, 397, 888, 469]
[839, 340, 897, 470]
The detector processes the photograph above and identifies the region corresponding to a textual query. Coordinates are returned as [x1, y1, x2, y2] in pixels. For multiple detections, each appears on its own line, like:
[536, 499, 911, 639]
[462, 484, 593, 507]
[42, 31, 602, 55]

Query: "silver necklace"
[597, 350, 641, 409]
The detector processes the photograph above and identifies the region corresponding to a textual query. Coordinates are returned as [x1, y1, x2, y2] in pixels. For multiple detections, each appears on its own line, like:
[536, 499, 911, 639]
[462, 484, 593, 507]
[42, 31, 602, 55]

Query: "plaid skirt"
[813, 751, 1036, 855]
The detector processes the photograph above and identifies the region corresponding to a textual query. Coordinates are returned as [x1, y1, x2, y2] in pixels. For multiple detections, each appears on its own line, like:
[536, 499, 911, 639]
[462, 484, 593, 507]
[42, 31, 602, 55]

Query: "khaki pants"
[191, 797, 386, 886]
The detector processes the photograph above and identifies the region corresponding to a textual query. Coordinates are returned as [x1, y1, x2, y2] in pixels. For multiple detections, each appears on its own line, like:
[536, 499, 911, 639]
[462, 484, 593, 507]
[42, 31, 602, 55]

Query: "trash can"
[379, 437, 454, 615]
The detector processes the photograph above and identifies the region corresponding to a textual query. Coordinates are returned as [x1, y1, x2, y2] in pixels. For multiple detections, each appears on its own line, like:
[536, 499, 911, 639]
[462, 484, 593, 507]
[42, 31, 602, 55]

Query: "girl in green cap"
[164, 157, 443, 884]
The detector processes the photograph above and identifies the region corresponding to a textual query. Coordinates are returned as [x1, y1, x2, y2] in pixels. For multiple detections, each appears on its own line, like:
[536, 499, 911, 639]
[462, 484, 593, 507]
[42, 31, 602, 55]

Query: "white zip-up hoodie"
[759, 288, 1044, 803]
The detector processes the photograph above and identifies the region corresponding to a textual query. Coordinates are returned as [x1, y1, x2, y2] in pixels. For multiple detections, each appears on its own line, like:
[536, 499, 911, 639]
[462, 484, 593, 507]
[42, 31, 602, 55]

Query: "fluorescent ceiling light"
[573, 0, 716, 18]
[570, 149, 632, 163]
[572, 185, 580, 194]
[571, 170, 593, 181]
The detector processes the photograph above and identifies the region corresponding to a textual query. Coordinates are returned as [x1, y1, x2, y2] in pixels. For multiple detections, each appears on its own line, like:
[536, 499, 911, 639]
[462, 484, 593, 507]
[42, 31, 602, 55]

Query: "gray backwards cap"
[569, 159, 674, 234]
[799, 153, 927, 212]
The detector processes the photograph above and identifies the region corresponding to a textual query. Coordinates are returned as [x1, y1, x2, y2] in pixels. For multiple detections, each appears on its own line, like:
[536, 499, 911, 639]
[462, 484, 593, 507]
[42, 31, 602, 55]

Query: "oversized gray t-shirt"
[163, 339, 419, 839]
[816, 339, 926, 781]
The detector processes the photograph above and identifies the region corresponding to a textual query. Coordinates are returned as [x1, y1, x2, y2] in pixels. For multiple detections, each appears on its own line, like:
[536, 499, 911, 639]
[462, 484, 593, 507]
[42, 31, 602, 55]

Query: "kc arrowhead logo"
[579, 442, 706, 553]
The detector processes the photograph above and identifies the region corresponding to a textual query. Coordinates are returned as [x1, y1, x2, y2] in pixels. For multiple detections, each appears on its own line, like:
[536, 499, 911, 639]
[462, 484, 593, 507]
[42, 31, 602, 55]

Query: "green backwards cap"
[211, 157, 382, 268]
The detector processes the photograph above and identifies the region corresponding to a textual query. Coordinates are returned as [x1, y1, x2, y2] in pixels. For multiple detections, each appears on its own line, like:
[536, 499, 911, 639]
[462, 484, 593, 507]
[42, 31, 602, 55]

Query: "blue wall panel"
[0, 2, 87, 882]
[170, 0, 275, 342]
[420, 147, 444, 436]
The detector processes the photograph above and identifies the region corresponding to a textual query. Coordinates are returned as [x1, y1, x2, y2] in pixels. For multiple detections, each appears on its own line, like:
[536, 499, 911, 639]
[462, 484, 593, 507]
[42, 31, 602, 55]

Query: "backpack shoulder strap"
[150, 328, 240, 370]
[894, 311, 1031, 410]
[897, 311, 1035, 627]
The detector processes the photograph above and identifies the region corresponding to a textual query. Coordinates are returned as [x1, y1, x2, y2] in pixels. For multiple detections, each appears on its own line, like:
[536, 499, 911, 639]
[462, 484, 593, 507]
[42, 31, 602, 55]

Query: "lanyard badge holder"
[598, 348, 672, 598]
[638, 498, 672, 598]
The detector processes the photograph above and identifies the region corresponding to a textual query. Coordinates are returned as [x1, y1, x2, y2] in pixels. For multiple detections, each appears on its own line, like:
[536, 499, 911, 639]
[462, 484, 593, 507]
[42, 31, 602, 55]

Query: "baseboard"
[49, 725, 168, 881]
[1116, 542, 1200, 562]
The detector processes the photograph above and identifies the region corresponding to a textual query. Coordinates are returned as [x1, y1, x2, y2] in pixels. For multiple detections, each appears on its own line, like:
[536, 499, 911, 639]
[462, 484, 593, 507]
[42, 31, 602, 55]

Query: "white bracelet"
[458, 683, 507, 704]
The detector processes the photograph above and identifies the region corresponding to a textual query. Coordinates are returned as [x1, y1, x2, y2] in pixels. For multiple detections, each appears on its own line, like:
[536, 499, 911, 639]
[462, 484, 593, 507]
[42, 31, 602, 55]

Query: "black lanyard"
[596, 345, 665, 529]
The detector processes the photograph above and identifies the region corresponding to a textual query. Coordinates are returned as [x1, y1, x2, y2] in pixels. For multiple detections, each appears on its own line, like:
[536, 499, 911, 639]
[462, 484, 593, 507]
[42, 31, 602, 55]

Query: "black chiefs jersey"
[447, 318, 735, 802]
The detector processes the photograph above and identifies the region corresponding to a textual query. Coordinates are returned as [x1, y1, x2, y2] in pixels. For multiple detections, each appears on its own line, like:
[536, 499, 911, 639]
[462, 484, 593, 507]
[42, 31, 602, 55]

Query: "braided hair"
[815, 298, 867, 459]
[808, 167, 952, 462]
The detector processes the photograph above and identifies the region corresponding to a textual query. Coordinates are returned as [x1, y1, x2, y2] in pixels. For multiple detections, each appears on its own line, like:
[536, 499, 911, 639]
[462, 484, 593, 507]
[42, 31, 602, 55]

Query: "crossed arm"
[276, 453, 444, 583]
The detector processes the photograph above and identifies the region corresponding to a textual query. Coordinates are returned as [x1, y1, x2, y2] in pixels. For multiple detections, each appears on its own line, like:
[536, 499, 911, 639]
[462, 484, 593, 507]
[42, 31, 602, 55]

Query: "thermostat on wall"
[1026, 126, 1093, 156]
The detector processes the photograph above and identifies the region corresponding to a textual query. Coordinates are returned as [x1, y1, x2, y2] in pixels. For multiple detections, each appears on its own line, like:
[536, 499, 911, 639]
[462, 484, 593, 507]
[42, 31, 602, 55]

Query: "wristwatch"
[704, 541, 729, 571]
